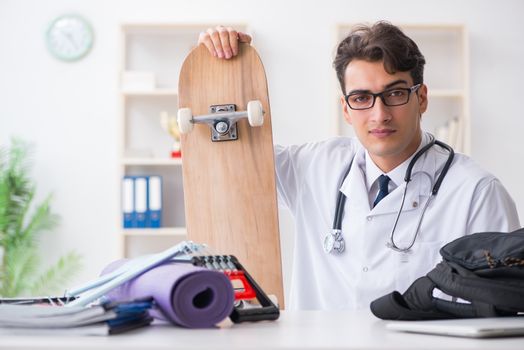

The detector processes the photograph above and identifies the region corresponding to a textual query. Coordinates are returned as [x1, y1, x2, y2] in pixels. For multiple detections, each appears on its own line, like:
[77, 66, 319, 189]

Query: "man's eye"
[386, 89, 406, 97]
[350, 94, 371, 103]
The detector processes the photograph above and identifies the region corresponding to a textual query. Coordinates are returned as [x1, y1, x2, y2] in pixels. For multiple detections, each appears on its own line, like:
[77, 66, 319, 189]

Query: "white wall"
[1, 0, 523, 294]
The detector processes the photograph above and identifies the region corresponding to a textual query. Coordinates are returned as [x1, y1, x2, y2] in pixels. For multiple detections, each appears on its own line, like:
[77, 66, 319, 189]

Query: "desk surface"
[1, 310, 523, 350]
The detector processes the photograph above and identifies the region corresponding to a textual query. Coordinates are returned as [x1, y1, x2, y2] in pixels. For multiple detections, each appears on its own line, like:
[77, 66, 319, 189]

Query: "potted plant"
[0, 138, 82, 297]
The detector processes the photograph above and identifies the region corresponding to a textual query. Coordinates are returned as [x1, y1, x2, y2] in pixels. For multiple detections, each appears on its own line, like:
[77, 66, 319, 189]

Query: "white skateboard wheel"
[247, 100, 264, 127]
[177, 108, 194, 133]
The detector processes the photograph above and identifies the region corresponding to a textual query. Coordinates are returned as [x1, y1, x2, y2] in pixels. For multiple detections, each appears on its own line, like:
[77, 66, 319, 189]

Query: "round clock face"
[46, 15, 94, 62]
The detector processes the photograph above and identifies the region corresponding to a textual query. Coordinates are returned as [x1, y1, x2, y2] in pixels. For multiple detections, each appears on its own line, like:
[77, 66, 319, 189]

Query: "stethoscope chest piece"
[323, 229, 345, 254]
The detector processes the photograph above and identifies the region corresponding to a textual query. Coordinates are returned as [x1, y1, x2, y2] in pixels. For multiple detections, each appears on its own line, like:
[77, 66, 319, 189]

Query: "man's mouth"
[369, 128, 396, 138]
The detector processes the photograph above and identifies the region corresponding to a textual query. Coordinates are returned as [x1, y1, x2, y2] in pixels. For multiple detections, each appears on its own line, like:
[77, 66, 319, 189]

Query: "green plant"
[0, 138, 82, 297]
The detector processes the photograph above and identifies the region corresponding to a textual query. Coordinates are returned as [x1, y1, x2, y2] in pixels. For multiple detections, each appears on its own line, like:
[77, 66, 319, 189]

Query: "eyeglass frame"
[344, 83, 422, 110]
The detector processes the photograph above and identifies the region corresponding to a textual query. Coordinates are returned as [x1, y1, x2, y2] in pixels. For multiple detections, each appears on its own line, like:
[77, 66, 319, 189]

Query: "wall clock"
[46, 14, 94, 62]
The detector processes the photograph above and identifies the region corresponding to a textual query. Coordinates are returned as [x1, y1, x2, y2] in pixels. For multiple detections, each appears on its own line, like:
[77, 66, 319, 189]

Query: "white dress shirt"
[274, 132, 520, 310]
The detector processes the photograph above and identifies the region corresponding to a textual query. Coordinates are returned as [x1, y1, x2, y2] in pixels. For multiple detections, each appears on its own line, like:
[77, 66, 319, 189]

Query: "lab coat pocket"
[395, 241, 444, 293]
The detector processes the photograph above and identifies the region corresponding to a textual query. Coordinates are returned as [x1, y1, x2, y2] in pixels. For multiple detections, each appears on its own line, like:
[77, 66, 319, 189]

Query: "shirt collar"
[364, 131, 431, 191]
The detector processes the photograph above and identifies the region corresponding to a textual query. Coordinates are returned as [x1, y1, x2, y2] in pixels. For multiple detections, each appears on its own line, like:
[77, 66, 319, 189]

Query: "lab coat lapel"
[339, 147, 370, 212]
[371, 146, 436, 216]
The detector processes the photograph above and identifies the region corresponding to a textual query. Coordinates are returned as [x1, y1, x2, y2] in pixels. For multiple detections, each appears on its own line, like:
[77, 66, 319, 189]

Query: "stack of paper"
[0, 298, 153, 336]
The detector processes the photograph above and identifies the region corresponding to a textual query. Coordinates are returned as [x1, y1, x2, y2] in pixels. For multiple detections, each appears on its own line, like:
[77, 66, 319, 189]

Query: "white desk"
[1, 310, 523, 350]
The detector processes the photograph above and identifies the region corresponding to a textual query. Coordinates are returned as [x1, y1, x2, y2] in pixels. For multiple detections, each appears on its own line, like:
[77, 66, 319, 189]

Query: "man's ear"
[341, 95, 353, 125]
[418, 84, 428, 114]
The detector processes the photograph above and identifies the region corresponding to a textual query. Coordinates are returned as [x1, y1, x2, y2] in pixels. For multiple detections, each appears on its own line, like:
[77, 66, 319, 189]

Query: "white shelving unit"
[118, 23, 247, 258]
[334, 24, 470, 154]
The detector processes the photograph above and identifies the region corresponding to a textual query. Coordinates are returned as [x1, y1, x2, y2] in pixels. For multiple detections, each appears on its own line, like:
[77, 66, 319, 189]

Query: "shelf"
[119, 23, 248, 258]
[123, 227, 187, 237]
[122, 89, 178, 96]
[122, 157, 182, 166]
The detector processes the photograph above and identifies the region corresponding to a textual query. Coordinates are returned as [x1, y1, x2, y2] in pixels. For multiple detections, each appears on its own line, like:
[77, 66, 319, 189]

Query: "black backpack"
[370, 228, 524, 320]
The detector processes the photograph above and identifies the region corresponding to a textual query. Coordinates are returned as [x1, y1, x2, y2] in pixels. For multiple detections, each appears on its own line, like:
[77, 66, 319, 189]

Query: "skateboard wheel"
[247, 100, 264, 127]
[177, 108, 194, 133]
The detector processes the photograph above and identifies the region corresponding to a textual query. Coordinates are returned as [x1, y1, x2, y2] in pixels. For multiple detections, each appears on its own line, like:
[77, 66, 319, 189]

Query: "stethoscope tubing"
[327, 136, 454, 254]
[332, 158, 353, 230]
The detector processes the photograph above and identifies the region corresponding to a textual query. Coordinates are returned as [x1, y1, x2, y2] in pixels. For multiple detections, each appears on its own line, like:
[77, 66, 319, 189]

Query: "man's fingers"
[227, 28, 239, 56]
[199, 27, 252, 59]
[238, 32, 252, 44]
[207, 27, 224, 58]
[198, 31, 217, 57]
[217, 26, 232, 59]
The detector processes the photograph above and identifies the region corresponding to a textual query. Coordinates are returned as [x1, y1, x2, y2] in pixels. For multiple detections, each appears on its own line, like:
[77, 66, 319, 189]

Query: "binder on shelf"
[122, 177, 135, 228]
[134, 176, 148, 228]
[148, 176, 162, 228]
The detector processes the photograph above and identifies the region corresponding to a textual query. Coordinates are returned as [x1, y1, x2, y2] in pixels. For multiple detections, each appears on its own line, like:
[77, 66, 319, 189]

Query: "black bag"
[370, 228, 524, 320]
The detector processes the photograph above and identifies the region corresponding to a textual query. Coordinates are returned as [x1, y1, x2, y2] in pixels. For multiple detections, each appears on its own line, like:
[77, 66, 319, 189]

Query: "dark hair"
[333, 21, 426, 94]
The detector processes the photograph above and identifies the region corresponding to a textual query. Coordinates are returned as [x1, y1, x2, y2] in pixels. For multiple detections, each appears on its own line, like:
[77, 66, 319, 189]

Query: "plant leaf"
[29, 252, 83, 296]
[18, 194, 59, 246]
[0, 138, 83, 297]
[0, 242, 39, 297]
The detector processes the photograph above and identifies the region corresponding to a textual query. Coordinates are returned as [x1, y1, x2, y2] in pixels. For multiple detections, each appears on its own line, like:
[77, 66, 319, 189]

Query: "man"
[198, 22, 520, 310]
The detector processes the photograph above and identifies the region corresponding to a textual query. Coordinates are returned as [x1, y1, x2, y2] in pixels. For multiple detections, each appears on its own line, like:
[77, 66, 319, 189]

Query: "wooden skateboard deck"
[178, 44, 284, 307]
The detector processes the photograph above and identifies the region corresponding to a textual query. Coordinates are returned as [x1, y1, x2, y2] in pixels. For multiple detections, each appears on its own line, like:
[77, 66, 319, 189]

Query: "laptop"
[386, 317, 524, 338]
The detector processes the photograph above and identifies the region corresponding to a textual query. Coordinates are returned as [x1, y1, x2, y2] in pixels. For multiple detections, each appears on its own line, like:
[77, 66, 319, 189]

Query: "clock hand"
[63, 31, 78, 50]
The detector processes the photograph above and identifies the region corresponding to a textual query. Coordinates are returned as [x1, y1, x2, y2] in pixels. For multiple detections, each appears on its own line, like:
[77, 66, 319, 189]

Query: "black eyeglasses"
[345, 84, 421, 110]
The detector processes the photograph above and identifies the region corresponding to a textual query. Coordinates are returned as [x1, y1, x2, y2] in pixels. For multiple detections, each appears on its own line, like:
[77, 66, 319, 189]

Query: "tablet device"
[386, 317, 524, 338]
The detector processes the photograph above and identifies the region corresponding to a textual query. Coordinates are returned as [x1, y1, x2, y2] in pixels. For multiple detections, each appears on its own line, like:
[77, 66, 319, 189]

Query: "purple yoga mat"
[102, 260, 234, 328]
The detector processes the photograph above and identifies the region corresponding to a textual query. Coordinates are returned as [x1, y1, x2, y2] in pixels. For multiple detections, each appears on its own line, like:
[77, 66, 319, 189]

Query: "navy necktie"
[373, 175, 391, 208]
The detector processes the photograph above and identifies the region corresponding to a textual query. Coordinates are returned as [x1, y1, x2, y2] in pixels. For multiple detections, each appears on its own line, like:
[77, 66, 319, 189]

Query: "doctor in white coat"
[198, 22, 521, 310]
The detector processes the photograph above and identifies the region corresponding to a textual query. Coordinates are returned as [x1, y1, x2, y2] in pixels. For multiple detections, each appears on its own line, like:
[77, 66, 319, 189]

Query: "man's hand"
[198, 26, 252, 59]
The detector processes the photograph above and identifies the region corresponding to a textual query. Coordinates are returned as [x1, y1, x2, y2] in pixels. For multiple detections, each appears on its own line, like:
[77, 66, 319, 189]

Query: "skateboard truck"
[177, 100, 264, 142]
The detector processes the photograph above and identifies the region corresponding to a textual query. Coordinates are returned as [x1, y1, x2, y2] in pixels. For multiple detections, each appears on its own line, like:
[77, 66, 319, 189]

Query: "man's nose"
[369, 96, 392, 123]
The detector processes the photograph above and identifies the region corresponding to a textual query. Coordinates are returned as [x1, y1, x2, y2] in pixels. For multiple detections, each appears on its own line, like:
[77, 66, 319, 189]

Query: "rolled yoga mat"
[101, 260, 234, 328]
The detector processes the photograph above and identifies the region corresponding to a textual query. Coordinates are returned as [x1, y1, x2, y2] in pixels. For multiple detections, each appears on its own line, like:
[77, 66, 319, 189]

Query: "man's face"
[341, 60, 428, 171]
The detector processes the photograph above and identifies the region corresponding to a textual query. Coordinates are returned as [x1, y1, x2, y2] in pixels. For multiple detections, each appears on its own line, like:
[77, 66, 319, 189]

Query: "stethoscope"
[323, 136, 455, 255]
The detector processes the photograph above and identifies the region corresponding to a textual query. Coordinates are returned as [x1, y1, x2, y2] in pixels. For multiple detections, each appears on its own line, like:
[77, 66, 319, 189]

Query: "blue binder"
[122, 177, 135, 228]
[147, 176, 162, 228]
[134, 176, 148, 228]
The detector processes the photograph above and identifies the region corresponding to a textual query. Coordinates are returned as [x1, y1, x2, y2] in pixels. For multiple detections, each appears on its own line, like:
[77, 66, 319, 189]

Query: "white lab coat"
[275, 132, 520, 310]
